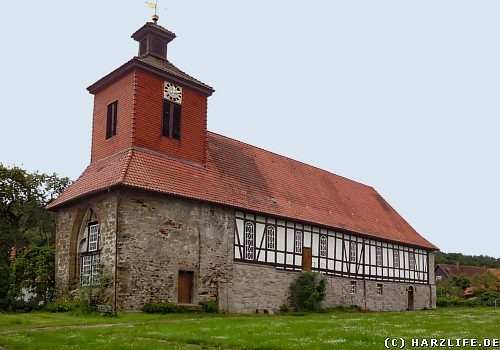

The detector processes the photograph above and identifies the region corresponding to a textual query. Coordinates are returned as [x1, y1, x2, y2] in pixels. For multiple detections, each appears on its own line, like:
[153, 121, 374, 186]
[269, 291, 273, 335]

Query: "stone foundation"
[228, 263, 435, 313]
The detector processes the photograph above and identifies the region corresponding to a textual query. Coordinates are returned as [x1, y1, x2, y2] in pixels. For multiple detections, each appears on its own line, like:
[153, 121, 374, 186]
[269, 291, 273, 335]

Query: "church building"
[48, 18, 438, 313]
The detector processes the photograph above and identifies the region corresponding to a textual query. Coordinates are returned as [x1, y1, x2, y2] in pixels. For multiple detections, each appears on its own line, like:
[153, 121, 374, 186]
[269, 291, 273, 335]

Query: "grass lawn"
[0, 308, 498, 349]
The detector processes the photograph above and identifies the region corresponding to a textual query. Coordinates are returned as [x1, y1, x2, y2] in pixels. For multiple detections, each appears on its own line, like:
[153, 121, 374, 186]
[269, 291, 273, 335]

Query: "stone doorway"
[178, 271, 194, 304]
[407, 286, 414, 310]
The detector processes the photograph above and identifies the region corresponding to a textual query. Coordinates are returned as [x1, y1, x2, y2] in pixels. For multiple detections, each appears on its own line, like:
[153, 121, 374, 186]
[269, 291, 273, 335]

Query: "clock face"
[164, 82, 183, 104]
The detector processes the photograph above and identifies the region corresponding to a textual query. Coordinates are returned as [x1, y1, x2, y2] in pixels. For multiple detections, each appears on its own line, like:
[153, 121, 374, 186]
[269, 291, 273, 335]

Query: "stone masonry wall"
[115, 189, 234, 311]
[55, 189, 435, 313]
[54, 194, 117, 298]
[229, 263, 434, 313]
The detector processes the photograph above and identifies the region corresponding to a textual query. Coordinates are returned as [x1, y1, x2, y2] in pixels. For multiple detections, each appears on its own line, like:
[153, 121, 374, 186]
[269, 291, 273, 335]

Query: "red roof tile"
[436, 264, 490, 277]
[48, 132, 437, 250]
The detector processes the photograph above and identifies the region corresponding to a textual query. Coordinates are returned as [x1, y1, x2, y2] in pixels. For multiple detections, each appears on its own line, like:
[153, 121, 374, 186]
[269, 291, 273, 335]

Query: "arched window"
[376, 246, 383, 266]
[319, 235, 327, 257]
[244, 222, 255, 260]
[393, 249, 400, 268]
[266, 225, 276, 250]
[409, 252, 416, 270]
[349, 241, 357, 263]
[294, 231, 303, 254]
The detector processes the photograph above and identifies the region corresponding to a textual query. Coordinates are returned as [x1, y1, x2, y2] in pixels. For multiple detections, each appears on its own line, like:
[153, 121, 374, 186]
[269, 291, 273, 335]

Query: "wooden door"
[407, 288, 414, 311]
[302, 248, 312, 271]
[178, 271, 193, 304]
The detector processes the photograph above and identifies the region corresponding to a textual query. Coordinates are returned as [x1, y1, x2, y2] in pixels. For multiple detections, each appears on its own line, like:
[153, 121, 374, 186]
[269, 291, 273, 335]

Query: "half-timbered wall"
[234, 211, 429, 284]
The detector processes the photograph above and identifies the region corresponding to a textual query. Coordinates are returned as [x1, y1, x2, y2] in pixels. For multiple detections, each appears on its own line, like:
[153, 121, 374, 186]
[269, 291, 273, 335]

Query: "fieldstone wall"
[115, 190, 234, 311]
[54, 194, 117, 298]
[229, 263, 434, 313]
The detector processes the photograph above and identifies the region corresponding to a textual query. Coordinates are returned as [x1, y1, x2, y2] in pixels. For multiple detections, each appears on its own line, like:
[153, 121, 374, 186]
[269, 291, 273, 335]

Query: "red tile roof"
[436, 264, 491, 278]
[48, 132, 437, 250]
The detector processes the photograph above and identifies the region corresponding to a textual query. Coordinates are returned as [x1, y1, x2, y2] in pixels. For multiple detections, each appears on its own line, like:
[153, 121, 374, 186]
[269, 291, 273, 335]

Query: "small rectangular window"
[376, 283, 383, 295]
[88, 224, 99, 252]
[350, 281, 357, 294]
[106, 101, 118, 139]
[436, 275, 443, 282]
[162, 100, 181, 140]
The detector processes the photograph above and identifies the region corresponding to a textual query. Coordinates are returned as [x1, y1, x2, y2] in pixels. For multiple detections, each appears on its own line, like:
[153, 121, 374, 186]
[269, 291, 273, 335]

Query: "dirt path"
[0, 316, 222, 335]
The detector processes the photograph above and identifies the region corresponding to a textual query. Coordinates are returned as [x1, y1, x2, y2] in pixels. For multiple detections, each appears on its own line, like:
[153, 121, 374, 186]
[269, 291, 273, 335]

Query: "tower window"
[106, 101, 118, 139]
[162, 100, 181, 140]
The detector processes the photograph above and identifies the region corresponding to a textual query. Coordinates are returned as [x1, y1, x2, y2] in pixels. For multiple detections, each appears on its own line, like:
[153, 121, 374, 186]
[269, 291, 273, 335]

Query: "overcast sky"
[1, 1, 499, 258]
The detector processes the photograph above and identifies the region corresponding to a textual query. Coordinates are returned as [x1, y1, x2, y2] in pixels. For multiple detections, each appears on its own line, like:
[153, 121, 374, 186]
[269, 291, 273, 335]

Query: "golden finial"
[145, 1, 159, 23]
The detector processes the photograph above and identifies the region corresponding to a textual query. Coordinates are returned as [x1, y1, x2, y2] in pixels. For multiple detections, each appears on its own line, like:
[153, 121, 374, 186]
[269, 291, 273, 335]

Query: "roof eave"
[86, 59, 214, 96]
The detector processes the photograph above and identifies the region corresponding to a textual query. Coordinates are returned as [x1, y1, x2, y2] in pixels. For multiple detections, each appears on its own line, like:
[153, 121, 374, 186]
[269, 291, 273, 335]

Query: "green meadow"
[0, 308, 498, 349]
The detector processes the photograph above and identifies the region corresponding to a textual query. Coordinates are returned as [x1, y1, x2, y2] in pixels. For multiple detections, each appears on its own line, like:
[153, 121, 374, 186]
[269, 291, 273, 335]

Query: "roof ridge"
[136, 54, 214, 91]
[119, 149, 134, 183]
[206, 130, 372, 189]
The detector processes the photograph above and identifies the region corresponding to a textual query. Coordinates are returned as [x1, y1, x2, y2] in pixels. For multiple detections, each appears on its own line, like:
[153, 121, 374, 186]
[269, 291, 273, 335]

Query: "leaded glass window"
[244, 222, 255, 260]
[349, 242, 357, 263]
[376, 246, 383, 266]
[266, 226, 276, 250]
[319, 235, 327, 257]
[393, 249, 400, 268]
[294, 231, 302, 254]
[409, 252, 416, 270]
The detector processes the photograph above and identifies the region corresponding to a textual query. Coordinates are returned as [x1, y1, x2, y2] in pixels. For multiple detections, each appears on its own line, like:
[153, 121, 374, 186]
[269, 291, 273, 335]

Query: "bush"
[199, 300, 219, 313]
[479, 291, 500, 306]
[290, 272, 326, 312]
[45, 300, 93, 314]
[143, 302, 178, 314]
[280, 303, 290, 313]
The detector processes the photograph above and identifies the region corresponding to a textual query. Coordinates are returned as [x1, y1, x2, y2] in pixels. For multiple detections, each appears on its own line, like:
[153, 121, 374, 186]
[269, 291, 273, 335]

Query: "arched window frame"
[294, 231, 303, 254]
[376, 246, 383, 266]
[349, 241, 357, 263]
[319, 235, 327, 257]
[266, 225, 276, 250]
[244, 221, 255, 261]
[80, 221, 101, 286]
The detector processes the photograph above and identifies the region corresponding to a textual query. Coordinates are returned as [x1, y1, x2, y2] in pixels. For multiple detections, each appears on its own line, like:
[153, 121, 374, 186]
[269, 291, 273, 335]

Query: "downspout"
[198, 217, 202, 303]
[113, 194, 119, 313]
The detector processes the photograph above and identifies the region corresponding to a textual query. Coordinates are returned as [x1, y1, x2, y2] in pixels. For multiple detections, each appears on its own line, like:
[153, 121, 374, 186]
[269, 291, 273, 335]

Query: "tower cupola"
[131, 22, 176, 59]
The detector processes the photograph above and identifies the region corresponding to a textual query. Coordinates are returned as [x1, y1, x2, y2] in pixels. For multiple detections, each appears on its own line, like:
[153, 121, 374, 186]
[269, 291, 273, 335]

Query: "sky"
[1, 1, 499, 258]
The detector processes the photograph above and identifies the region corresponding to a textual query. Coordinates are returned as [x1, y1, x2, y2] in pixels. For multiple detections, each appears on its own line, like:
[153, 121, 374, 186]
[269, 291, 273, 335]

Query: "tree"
[0, 164, 70, 309]
[435, 252, 500, 268]
[9, 245, 55, 307]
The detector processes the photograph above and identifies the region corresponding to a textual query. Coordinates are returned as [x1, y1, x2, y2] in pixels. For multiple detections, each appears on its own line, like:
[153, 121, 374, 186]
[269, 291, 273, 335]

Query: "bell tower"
[86, 19, 214, 166]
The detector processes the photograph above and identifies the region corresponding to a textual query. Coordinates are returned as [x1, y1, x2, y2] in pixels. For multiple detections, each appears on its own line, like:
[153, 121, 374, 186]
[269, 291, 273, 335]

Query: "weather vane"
[145, 0, 159, 23]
